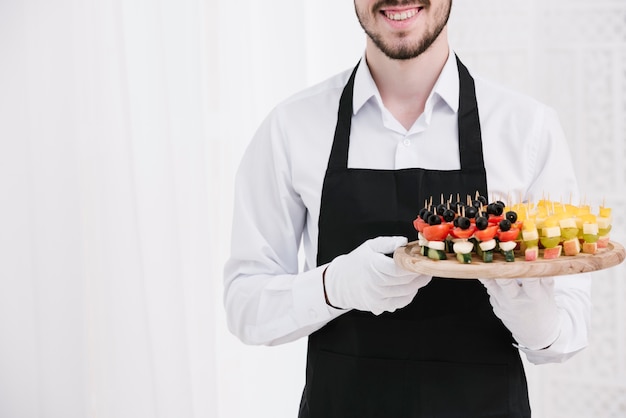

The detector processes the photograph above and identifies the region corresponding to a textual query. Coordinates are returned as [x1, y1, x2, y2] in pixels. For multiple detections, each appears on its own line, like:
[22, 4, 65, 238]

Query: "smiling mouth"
[381, 7, 423, 21]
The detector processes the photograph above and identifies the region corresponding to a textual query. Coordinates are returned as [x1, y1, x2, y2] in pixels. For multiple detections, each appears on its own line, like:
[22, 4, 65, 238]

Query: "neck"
[365, 28, 450, 129]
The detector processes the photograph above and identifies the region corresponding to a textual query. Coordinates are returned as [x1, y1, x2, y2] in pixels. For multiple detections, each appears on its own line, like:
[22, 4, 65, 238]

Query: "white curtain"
[0, 1, 215, 417]
[2, 0, 624, 417]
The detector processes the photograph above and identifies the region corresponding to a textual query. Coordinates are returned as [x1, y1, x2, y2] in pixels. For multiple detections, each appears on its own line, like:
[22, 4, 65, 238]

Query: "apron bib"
[298, 57, 531, 418]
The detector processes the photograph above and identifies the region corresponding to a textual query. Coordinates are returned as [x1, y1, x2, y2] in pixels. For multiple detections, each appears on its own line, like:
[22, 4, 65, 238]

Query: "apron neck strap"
[327, 63, 359, 170]
[327, 55, 486, 171]
[456, 55, 486, 170]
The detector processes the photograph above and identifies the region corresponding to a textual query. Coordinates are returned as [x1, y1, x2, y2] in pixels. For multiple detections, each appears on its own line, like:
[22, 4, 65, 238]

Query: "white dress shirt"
[224, 50, 592, 364]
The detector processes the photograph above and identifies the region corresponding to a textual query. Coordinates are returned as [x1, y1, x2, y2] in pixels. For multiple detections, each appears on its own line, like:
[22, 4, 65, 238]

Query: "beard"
[355, 0, 452, 60]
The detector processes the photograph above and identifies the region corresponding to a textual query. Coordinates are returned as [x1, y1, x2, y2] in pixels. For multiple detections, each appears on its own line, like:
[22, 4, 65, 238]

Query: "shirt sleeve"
[223, 109, 344, 346]
[525, 106, 579, 202]
[518, 105, 593, 364]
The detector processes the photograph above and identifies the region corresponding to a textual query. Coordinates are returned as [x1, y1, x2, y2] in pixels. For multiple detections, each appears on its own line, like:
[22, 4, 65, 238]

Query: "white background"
[1, 0, 625, 417]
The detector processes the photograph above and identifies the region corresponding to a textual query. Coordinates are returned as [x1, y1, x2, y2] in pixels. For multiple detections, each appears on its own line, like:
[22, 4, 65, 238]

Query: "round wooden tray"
[393, 241, 626, 279]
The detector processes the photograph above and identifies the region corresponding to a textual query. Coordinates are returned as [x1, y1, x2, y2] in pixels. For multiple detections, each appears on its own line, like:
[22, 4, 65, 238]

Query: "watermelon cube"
[597, 236, 610, 248]
[543, 245, 562, 259]
[525, 246, 539, 261]
[582, 241, 598, 254]
[562, 238, 581, 256]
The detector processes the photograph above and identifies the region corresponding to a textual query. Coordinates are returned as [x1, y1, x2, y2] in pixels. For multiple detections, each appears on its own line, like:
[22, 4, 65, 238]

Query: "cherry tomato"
[497, 227, 520, 242]
[473, 225, 498, 241]
[488, 215, 504, 225]
[422, 224, 452, 242]
[413, 217, 428, 233]
[449, 225, 476, 239]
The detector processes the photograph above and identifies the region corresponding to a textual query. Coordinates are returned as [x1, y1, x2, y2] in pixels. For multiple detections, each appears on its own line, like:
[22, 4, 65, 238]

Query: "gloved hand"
[324, 236, 432, 315]
[479, 277, 562, 350]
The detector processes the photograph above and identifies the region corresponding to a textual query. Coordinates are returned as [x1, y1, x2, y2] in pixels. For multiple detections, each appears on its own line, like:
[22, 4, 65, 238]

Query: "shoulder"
[271, 68, 353, 121]
[246, 67, 353, 160]
[470, 71, 562, 139]
[472, 73, 550, 116]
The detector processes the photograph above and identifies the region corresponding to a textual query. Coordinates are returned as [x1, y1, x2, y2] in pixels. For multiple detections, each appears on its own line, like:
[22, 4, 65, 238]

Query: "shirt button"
[403, 138, 411, 147]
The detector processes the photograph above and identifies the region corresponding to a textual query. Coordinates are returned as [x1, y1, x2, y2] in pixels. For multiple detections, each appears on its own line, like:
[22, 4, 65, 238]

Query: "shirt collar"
[352, 48, 460, 117]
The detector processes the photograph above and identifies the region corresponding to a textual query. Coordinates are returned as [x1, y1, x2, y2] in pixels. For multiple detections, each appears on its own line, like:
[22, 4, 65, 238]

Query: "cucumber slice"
[456, 252, 472, 264]
[502, 250, 515, 262]
[482, 250, 494, 263]
[427, 249, 447, 260]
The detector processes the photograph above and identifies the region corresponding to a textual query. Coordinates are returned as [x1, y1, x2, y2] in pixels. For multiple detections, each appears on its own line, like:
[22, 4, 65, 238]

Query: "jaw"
[356, 0, 451, 61]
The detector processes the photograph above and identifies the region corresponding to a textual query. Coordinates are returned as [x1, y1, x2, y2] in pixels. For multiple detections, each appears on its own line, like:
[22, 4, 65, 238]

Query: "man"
[224, 1, 592, 416]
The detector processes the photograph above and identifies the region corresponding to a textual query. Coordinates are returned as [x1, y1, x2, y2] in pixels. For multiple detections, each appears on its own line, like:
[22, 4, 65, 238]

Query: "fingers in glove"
[372, 277, 430, 298]
[375, 293, 418, 315]
[499, 278, 525, 297]
[372, 254, 424, 284]
[365, 236, 408, 254]
[522, 277, 555, 300]
[479, 278, 521, 299]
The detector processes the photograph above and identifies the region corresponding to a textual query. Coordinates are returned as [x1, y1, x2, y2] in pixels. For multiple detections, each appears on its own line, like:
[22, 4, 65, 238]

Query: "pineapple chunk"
[559, 218, 577, 229]
[521, 228, 539, 241]
[582, 223, 599, 235]
[542, 226, 561, 238]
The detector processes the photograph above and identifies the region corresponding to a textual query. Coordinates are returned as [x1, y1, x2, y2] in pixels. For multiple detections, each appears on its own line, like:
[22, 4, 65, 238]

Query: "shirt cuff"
[292, 264, 346, 328]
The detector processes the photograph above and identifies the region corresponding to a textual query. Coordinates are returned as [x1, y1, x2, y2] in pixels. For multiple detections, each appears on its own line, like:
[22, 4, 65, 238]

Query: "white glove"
[479, 277, 561, 350]
[324, 236, 432, 315]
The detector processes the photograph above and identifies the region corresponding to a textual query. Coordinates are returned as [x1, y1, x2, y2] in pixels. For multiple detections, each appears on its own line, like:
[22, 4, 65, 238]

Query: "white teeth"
[385, 9, 418, 21]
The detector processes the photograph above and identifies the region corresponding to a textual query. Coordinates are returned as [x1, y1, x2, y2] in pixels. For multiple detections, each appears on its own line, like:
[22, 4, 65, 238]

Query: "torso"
[298, 57, 531, 418]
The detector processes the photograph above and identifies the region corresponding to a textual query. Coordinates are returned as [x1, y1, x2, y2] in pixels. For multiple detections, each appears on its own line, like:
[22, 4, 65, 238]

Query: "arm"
[525, 106, 592, 363]
[484, 105, 593, 364]
[223, 111, 343, 346]
[224, 105, 431, 345]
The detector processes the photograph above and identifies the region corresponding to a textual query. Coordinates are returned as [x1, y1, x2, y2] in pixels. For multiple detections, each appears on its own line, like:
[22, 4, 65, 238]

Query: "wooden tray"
[393, 241, 626, 279]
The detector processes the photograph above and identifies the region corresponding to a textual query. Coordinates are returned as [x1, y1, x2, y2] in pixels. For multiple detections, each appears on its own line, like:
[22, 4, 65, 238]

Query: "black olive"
[477, 195, 488, 205]
[488, 202, 504, 216]
[436, 204, 447, 216]
[495, 200, 506, 208]
[499, 219, 512, 231]
[419, 208, 428, 219]
[453, 217, 459, 227]
[472, 200, 482, 209]
[465, 206, 478, 219]
[475, 216, 489, 230]
[428, 214, 442, 225]
[457, 217, 471, 230]
[421, 210, 433, 221]
[505, 211, 518, 224]
[443, 209, 456, 223]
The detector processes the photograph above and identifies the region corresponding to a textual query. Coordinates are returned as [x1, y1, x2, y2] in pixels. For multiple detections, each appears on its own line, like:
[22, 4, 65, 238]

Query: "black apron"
[298, 57, 531, 418]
